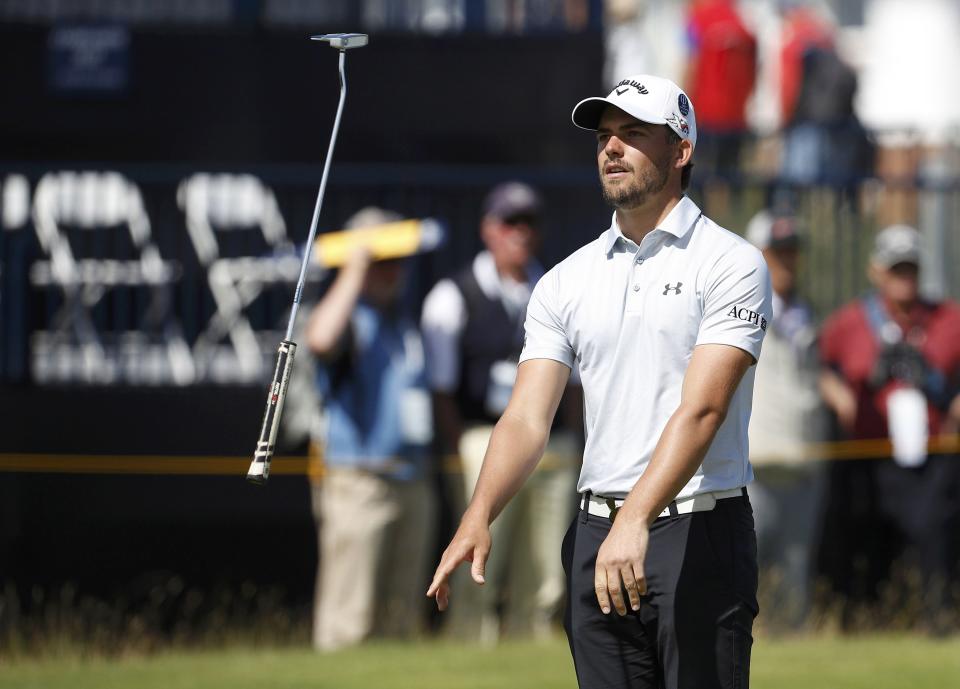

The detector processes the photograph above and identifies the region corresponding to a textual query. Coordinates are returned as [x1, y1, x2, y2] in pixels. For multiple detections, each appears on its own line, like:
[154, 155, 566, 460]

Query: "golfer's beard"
[600, 161, 670, 210]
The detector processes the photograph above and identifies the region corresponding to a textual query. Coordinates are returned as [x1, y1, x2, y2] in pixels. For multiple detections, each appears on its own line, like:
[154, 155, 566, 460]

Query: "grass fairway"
[2, 635, 959, 689]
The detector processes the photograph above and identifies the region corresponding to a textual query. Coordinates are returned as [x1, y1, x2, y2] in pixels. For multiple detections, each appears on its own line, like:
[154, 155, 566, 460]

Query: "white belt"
[581, 487, 746, 522]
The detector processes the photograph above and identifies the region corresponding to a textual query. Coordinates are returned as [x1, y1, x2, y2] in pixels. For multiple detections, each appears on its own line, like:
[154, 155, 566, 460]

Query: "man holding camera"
[818, 224, 960, 631]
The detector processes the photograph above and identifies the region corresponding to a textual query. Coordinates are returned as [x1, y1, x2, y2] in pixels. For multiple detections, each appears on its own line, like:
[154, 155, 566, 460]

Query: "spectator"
[683, 0, 757, 178]
[421, 182, 581, 642]
[777, 1, 833, 132]
[817, 224, 960, 632]
[307, 207, 436, 651]
[778, 1, 873, 185]
[745, 209, 825, 630]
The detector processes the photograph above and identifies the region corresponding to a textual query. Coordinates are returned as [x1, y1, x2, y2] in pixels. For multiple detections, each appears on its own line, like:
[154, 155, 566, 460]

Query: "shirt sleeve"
[519, 268, 575, 369]
[420, 279, 466, 392]
[695, 242, 772, 362]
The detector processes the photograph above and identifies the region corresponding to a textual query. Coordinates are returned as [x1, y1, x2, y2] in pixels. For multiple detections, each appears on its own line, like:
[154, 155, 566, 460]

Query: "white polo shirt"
[519, 196, 772, 499]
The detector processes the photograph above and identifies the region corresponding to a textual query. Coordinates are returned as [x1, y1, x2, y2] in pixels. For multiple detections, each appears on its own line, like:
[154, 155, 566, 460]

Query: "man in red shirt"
[778, 3, 834, 127]
[684, 0, 757, 178]
[819, 224, 960, 631]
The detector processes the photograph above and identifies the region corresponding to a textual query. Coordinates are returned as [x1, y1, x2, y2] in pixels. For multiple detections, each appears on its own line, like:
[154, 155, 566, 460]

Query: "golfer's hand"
[595, 517, 649, 616]
[427, 516, 491, 611]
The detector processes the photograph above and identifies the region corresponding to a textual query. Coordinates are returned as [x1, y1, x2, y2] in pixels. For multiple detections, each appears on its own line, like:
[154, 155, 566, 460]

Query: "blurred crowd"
[607, 0, 960, 191]
[299, 185, 584, 651]
[6, 0, 959, 651]
[288, 0, 960, 651]
[297, 189, 959, 651]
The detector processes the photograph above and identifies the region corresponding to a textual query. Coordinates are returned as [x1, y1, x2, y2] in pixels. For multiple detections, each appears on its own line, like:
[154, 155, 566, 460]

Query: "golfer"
[428, 74, 771, 689]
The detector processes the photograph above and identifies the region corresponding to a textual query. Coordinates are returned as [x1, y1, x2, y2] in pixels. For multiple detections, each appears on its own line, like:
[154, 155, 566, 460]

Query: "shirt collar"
[602, 196, 702, 255]
[472, 250, 544, 300]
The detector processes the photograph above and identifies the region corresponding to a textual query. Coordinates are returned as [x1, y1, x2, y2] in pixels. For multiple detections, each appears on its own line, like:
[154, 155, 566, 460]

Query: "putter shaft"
[284, 48, 350, 340]
[248, 34, 366, 485]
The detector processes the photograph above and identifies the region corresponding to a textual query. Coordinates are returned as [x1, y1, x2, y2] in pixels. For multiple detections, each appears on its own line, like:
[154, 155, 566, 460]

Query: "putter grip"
[246, 340, 297, 486]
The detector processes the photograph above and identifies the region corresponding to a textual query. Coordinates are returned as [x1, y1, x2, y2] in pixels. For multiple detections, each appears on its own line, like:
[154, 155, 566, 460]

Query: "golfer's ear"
[676, 139, 693, 169]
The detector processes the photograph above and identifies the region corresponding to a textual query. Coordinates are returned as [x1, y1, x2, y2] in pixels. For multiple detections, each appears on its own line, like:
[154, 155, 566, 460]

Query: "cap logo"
[678, 94, 690, 116]
[665, 114, 690, 136]
[615, 79, 649, 96]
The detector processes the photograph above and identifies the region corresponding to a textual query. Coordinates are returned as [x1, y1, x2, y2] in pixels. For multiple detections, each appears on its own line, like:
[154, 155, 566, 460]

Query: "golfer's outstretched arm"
[427, 357, 570, 610]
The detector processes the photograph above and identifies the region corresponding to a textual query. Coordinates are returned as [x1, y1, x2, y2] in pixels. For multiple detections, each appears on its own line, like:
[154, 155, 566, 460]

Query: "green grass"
[2, 635, 959, 689]
[752, 634, 960, 689]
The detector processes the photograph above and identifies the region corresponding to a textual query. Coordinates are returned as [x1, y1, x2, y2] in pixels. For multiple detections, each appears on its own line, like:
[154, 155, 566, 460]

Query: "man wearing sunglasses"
[422, 181, 581, 642]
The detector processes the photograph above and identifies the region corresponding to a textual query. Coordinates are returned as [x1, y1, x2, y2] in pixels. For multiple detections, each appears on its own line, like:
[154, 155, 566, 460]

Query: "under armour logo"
[663, 282, 682, 295]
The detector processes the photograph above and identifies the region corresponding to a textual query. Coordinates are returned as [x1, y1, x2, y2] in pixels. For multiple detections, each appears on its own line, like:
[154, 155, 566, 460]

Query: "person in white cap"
[818, 224, 960, 632]
[744, 209, 825, 630]
[306, 207, 437, 651]
[421, 181, 582, 642]
[429, 75, 772, 688]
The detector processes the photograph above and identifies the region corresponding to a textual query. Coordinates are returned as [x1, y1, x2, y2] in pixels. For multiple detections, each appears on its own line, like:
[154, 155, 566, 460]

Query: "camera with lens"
[869, 341, 948, 407]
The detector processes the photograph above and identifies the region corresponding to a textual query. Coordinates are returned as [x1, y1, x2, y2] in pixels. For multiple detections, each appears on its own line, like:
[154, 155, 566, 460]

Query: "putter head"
[311, 33, 368, 50]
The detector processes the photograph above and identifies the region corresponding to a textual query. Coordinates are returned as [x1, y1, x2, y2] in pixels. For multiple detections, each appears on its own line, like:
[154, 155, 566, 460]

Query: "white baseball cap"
[871, 224, 921, 268]
[571, 74, 697, 150]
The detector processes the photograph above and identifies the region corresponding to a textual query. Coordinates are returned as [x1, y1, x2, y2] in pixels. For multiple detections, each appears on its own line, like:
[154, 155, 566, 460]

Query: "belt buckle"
[605, 497, 620, 523]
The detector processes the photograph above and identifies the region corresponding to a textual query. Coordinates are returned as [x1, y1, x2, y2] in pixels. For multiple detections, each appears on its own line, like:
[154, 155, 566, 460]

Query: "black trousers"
[562, 495, 759, 689]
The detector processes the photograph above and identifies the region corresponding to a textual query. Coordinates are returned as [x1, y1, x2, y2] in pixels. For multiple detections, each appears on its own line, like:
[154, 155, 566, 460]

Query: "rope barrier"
[0, 435, 957, 476]
[0, 454, 308, 476]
